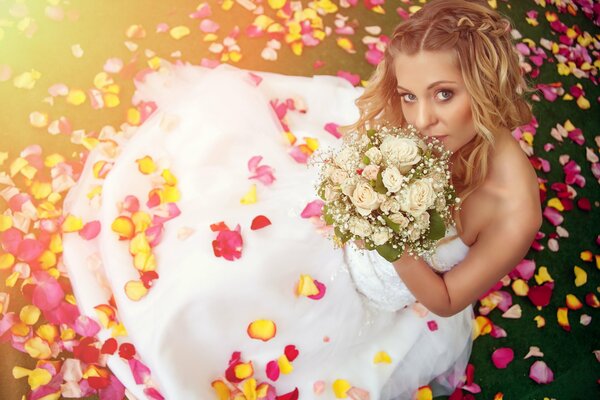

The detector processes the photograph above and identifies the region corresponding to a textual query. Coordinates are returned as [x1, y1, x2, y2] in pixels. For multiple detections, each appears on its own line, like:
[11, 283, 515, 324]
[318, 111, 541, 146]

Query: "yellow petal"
[563, 120, 576, 132]
[24, 337, 52, 359]
[557, 307, 570, 329]
[212, 380, 231, 400]
[13, 69, 41, 89]
[242, 378, 257, 400]
[332, 379, 351, 398]
[49, 234, 62, 254]
[170, 25, 191, 40]
[566, 294, 583, 310]
[12, 366, 32, 379]
[234, 362, 254, 380]
[104, 93, 120, 108]
[133, 251, 156, 272]
[127, 108, 141, 126]
[511, 279, 529, 296]
[124, 280, 148, 301]
[162, 185, 180, 202]
[130, 233, 151, 255]
[277, 354, 293, 375]
[162, 169, 178, 185]
[336, 37, 355, 53]
[268, 0, 286, 9]
[39, 250, 57, 270]
[136, 156, 157, 175]
[534, 266, 553, 284]
[472, 316, 492, 339]
[373, 351, 392, 364]
[61, 327, 76, 341]
[20, 305, 41, 325]
[546, 197, 564, 211]
[0, 215, 13, 231]
[296, 274, 319, 297]
[247, 319, 276, 342]
[240, 184, 257, 205]
[580, 250, 593, 262]
[62, 214, 83, 233]
[27, 368, 52, 390]
[534, 315, 545, 328]
[36, 324, 59, 344]
[416, 386, 433, 400]
[305, 137, 319, 151]
[66, 89, 86, 106]
[574, 265, 587, 286]
[576, 96, 590, 110]
[0, 253, 15, 270]
[132, 211, 151, 233]
[111, 216, 135, 239]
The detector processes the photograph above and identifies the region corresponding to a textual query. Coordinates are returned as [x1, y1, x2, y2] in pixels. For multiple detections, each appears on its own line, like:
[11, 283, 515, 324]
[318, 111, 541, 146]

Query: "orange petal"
[247, 319, 276, 341]
[534, 315, 546, 328]
[211, 380, 231, 400]
[574, 266, 587, 286]
[557, 307, 570, 331]
[566, 294, 583, 310]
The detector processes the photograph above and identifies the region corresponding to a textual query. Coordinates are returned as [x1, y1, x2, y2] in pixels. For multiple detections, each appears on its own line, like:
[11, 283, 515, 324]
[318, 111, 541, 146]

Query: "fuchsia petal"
[248, 155, 263, 172]
[509, 259, 536, 280]
[97, 374, 126, 400]
[32, 272, 64, 311]
[289, 146, 310, 164]
[336, 70, 360, 86]
[300, 200, 324, 218]
[17, 239, 45, 262]
[129, 358, 152, 385]
[79, 220, 101, 240]
[1, 227, 23, 254]
[144, 388, 165, 400]
[491, 347, 514, 369]
[529, 361, 554, 384]
[266, 360, 280, 381]
[324, 122, 342, 139]
[307, 280, 326, 300]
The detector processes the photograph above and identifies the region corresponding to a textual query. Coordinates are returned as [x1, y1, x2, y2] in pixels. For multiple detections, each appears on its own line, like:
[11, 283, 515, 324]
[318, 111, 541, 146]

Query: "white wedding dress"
[62, 63, 474, 400]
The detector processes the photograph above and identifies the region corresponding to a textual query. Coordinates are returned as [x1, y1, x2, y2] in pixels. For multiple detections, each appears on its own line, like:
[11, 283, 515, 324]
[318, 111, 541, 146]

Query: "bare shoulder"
[458, 135, 542, 245]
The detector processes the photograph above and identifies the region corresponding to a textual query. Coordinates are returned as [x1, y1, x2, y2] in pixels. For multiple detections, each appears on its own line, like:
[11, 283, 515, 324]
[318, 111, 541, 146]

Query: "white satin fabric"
[62, 63, 474, 400]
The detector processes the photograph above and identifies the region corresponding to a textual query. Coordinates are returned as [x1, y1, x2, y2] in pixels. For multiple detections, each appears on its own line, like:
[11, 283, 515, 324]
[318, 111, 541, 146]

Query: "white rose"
[348, 216, 372, 238]
[330, 168, 349, 185]
[362, 164, 380, 181]
[399, 178, 436, 217]
[372, 228, 390, 246]
[334, 147, 357, 171]
[381, 166, 405, 193]
[416, 211, 430, 230]
[341, 178, 356, 197]
[324, 186, 340, 201]
[350, 180, 381, 213]
[388, 212, 409, 230]
[364, 147, 383, 164]
[408, 227, 422, 241]
[380, 136, 422, 173]
[379, 198, 396, 214]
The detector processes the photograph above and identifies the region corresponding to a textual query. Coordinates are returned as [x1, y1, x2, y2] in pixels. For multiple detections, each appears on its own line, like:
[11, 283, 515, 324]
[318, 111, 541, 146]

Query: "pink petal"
[128, 358, 152, 385]
[529, 360, 554, 384]
[45, 301, 79, 325]
[324, 122, 342, 139]
[266, 360, 280, 381]
[247, 72, 263, 86]
[509, 259, 535, 280]
[289, 146, 310, 164]
[0, 227, 23, 255]
[199, 19, 219, 33]
[0, 312, 17, 339]
[144, 388, 165, 400]
[365, 47, 384, 66]
[79, 221, 101, 240]
[427, 320, 438, 331]
[32, 272, 65, 311]
[542, 206, 563, 226]
[307, 280, 326, 300]
[300, 200, 324, 218]
[491, 347, 514, 369]
[496, 290, 513, 312]
[74, 315, 101, 337]
[122, 195, 140, 213]
[248, 155, 263, 172]
[97, 374, 126, 400]
[337, 70, 360, 86]
[189, 3, 211, 19]
[17, 238, 45, 262]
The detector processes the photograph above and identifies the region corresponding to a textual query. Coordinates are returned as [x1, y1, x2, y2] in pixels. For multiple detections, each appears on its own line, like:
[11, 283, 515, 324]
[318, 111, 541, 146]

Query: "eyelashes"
[397, 89, 454, 103]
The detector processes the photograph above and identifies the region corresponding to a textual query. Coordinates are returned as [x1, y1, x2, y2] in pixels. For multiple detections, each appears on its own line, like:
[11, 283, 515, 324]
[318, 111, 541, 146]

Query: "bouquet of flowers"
[311, 125, 460, 262]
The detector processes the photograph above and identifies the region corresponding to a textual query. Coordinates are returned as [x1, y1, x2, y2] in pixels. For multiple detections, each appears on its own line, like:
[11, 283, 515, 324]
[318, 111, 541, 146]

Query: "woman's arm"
[392, 211, 541, 317]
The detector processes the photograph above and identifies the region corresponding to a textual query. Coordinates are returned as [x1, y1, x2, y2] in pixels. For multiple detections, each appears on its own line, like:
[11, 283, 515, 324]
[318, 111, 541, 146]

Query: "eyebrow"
[396, 80, 457, 91]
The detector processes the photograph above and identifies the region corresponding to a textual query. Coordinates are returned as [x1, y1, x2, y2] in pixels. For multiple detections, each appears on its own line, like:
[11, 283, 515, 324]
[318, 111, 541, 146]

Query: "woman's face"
[393, 50, 477, 153]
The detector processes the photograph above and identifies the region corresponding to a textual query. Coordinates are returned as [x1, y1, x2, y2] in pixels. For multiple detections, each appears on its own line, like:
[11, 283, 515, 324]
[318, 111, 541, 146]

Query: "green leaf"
[382, 215, 401, 233]
[367, 128, 376, 139]
[427, 209, 446, 241]
[334, 227, 352, 244]
[375, 243, 404, 262]
[323, 204, 334, 225]
[317, 184, 327, 201]
[374, 170, 387, 194]
[362, 155, 371, 165]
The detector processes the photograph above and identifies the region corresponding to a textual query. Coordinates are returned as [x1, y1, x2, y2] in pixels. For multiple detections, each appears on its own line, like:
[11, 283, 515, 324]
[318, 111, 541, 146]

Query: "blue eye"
[436, 90, 453, 101]
[399, 93, 416, 103]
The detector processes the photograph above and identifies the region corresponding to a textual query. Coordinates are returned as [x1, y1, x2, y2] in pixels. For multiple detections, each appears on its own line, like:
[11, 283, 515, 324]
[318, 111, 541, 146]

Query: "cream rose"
[348, 216, 372, 238]
[388, 212, 409, 230]
[334, 147, 357, 171]
[381, 166, 405, 193]
[324, 186, 340, 201]
[372, 228, 390, 246]
[350, 180, 381, 214]
[330, 168, 349, 185]
[362, 164, 380, 181]
[341, 178, 356, 197]
[365, 146, 383, 164]
[380, 136, 422, 173]
[399, 178, 436, 216]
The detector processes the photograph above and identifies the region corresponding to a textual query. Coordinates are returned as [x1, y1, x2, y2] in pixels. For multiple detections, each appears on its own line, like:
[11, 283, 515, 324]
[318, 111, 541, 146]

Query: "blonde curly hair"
[341, 0, 534, 234]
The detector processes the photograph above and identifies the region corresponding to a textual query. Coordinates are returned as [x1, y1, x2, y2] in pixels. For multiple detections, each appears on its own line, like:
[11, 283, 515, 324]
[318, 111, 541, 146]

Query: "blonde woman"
[62, 0, 541, 399]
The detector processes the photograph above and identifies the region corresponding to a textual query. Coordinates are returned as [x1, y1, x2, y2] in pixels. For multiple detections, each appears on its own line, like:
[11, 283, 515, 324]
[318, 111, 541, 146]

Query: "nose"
[413, 101, 437, 132]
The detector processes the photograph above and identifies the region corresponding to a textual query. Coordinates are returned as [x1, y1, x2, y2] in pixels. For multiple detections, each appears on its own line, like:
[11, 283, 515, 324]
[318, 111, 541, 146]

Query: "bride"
[62, 0, 541, 399]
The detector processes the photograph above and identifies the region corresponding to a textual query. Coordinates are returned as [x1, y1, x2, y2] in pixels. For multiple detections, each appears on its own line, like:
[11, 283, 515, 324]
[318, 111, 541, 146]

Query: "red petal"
[284, 345, 299, 362]
[101, 338, 118, 355]
[266, 360, 280, 381]
[527, 283, 553, 307]
[251, 215, 272, 230]
[276, 388, 299, 400]
[118, 343, 136, 360]
[577, 197, 591, 211]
